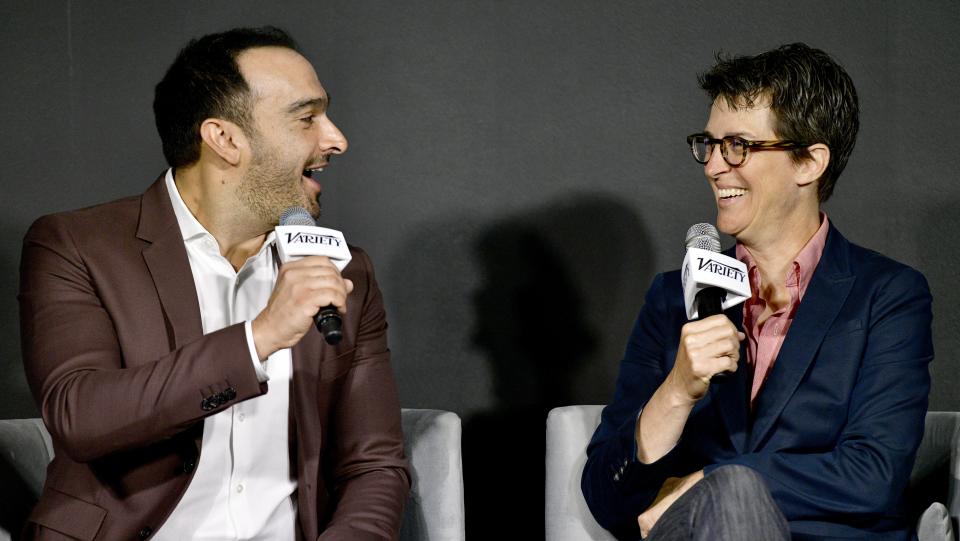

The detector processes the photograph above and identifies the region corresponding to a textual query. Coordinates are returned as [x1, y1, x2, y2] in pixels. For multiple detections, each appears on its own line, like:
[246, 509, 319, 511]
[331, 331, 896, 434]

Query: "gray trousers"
[645, 465, 790, 541]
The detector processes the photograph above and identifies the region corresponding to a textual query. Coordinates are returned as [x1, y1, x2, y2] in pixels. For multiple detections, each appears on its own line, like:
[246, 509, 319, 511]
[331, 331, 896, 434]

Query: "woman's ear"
[796, 143, 830, 188]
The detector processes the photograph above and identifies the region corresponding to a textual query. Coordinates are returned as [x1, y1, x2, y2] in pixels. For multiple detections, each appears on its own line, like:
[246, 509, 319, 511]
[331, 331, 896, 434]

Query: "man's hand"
[638, 470, 705, 538]
[666, 314, 744, 403]
[252, 256, 353, 360]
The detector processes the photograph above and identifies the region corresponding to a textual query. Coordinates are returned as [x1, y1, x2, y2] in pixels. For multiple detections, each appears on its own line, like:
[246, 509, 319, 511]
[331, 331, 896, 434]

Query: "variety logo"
[696, 257, 745, 282]
[285, 232, 342, 247]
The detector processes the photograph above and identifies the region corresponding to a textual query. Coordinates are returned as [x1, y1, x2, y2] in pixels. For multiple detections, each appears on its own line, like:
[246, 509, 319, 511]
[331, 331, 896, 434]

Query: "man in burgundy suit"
[19, 27, 409, 540]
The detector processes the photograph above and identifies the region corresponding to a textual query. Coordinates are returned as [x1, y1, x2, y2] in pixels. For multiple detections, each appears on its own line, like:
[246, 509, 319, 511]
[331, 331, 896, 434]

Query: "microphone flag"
[681, 248, 751, 320]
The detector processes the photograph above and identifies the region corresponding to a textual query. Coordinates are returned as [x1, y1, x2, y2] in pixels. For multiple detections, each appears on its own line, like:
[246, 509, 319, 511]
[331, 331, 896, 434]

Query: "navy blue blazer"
[582, 224, 933, 540]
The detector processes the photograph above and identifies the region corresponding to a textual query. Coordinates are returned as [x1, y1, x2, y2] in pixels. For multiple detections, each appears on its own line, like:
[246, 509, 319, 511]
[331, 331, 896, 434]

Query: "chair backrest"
[909, 411, 960, 536]
[545, 405, 616, 541]
[400, 408, 466, 541]
[0, 409, 464, 541]
[545, 406, 960, 541]
[0, 418, 53, 541]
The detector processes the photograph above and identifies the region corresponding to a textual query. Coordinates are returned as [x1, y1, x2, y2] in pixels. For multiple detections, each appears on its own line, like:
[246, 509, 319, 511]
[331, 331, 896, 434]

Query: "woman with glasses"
[583, 43, 932, 541]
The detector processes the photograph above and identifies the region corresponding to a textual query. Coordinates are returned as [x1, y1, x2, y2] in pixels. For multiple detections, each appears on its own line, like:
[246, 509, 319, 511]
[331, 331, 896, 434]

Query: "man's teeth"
[304, 168, 324, 178]
[718, 188, 747, 199]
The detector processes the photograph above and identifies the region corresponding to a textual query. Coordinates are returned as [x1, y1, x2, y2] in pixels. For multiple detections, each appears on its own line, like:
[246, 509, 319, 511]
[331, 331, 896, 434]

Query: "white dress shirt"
[154, 169, 297, 540]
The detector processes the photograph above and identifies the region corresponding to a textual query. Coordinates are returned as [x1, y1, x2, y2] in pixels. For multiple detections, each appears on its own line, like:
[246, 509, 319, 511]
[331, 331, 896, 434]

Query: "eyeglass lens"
[691, 136, 746, 166]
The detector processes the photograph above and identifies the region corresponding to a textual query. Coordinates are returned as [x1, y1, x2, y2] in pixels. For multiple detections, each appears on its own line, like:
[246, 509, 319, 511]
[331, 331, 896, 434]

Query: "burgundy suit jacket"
[18, 176, 410, 540]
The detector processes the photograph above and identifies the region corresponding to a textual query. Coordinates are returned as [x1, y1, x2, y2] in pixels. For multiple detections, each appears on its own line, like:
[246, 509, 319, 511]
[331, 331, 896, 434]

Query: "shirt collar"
[164, 168, 277, 256]
[165, 168, 211, 243]
[735, 213, 830, 299]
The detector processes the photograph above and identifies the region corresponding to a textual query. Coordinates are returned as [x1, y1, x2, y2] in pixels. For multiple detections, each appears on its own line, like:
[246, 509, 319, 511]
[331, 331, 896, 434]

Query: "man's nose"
[319, 116, 348, 155]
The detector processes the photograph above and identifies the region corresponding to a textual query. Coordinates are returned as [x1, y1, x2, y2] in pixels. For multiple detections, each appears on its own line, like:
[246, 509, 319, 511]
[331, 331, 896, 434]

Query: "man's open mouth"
[303, 167, 325, 179]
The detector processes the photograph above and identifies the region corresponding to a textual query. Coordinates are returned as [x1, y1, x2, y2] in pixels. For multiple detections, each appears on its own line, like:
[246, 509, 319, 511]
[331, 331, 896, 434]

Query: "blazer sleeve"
[581, 273, 688, 540]
[707, 266, 933, 521]
[319, 249, 411, 541]
[19, 214, 266, 463]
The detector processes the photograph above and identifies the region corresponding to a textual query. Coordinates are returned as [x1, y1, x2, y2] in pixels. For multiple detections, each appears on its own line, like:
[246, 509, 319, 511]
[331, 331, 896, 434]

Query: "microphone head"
[279, 207, 316, 227]
[685, 222, 721, 252]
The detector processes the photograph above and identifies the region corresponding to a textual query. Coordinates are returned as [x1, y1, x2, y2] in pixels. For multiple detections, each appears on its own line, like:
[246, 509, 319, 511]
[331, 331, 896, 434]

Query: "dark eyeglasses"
[686, 133, 808, 167]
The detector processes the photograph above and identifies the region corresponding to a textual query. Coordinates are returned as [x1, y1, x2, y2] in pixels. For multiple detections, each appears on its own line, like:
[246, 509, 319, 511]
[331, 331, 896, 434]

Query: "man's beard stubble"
[236, 140, 320, 226]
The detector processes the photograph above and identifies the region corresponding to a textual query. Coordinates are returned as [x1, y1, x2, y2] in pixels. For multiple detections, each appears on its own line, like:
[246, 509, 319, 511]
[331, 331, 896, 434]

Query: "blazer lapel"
[137, 174, 205, 451]
[747, 224, 855, 451]
[137, 175, 204, 352]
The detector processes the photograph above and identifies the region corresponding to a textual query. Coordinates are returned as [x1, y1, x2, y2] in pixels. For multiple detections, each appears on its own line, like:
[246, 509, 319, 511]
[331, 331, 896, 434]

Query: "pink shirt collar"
[735, 213, 830, 405]
[735, 213, 830, 300]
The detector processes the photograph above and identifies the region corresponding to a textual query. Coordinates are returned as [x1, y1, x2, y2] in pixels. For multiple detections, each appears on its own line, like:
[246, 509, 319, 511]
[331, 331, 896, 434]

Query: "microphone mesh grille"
[279, 207, 315, 227]
[684, 223, 721, 252]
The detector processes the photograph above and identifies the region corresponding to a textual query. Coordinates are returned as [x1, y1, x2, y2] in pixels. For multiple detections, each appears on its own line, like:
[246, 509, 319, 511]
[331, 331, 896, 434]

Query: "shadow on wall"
[1, 222, 37, 420]
[463, 196, 651, 540]
[917, 199, 960, 412]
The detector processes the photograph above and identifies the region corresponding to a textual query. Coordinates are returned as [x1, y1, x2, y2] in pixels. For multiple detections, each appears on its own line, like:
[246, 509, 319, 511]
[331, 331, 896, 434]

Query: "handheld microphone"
[680, 223, 750, 321]
[685, 224, 725, 319]
[680, 223, 751, 381]
[276, 207, 352, 345]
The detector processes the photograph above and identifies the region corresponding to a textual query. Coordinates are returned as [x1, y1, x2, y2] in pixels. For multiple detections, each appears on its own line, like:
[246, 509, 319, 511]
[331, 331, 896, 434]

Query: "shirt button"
[236, 483, 245, 493]
[238, 412, 245, 422]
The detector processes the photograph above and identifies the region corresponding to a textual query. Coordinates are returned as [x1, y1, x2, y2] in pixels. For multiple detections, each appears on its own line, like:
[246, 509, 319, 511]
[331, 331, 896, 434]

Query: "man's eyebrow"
[285, 95, 330, 114]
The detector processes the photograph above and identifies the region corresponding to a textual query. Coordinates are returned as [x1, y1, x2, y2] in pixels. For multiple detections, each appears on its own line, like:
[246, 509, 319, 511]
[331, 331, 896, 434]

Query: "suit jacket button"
[201, 397, 215, 411]
[139, 526, 153, 538]
[224, 387, 237, 400]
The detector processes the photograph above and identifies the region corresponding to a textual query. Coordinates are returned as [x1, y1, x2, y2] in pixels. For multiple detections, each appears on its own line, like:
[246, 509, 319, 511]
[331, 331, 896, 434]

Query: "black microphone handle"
[695, 287, 732, 382]
[695, 287, 725, 319]
[315, 305, 343, 345]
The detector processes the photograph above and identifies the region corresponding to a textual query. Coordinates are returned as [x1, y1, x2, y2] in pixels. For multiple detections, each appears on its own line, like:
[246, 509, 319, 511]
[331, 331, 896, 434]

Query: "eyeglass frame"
[686, 133, 810, 167]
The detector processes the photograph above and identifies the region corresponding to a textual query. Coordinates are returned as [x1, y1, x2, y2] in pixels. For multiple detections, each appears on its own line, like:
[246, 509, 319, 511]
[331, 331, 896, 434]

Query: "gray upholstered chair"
[400, 409, 466, 541]
[545, 405, 960, 541]
[0, 408, 465, 541]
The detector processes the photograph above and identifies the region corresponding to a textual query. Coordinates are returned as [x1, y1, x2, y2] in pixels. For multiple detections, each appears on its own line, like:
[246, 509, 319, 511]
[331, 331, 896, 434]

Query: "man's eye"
[300, 116, 315, 125]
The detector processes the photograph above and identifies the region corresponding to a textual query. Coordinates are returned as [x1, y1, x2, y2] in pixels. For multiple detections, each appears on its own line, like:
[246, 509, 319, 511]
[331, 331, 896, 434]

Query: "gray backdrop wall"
[2, 1, 958, 537]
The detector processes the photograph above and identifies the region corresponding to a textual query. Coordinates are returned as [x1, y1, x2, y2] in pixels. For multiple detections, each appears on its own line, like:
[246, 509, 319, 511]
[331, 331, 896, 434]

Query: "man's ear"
[199, 118, 247, 166]
[796, 143, 830, 188]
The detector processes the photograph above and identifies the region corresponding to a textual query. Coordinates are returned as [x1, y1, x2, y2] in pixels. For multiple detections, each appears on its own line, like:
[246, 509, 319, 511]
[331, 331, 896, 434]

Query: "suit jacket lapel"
[137, 175, 204, 353]
[747, 224, 855, 451]
[137, 174, 205, 451]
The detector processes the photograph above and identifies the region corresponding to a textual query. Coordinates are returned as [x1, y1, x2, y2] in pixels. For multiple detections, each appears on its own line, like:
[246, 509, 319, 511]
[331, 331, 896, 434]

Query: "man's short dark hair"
[153, 26, 300, 168]
[699, 43, 859, 202]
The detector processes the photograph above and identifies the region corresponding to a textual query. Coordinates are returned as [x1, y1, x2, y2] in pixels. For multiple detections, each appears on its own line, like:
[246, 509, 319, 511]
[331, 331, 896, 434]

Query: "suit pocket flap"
[823, 318, 864, 340]
[30, 487, 106, 540]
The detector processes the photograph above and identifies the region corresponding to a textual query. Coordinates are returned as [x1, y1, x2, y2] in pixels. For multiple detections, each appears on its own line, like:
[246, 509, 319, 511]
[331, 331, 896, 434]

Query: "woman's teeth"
[718, 188, 747, 199]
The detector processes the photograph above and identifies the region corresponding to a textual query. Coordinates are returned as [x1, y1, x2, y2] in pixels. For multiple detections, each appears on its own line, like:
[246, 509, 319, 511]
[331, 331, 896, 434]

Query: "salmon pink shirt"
[737, 214, 830, 405]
